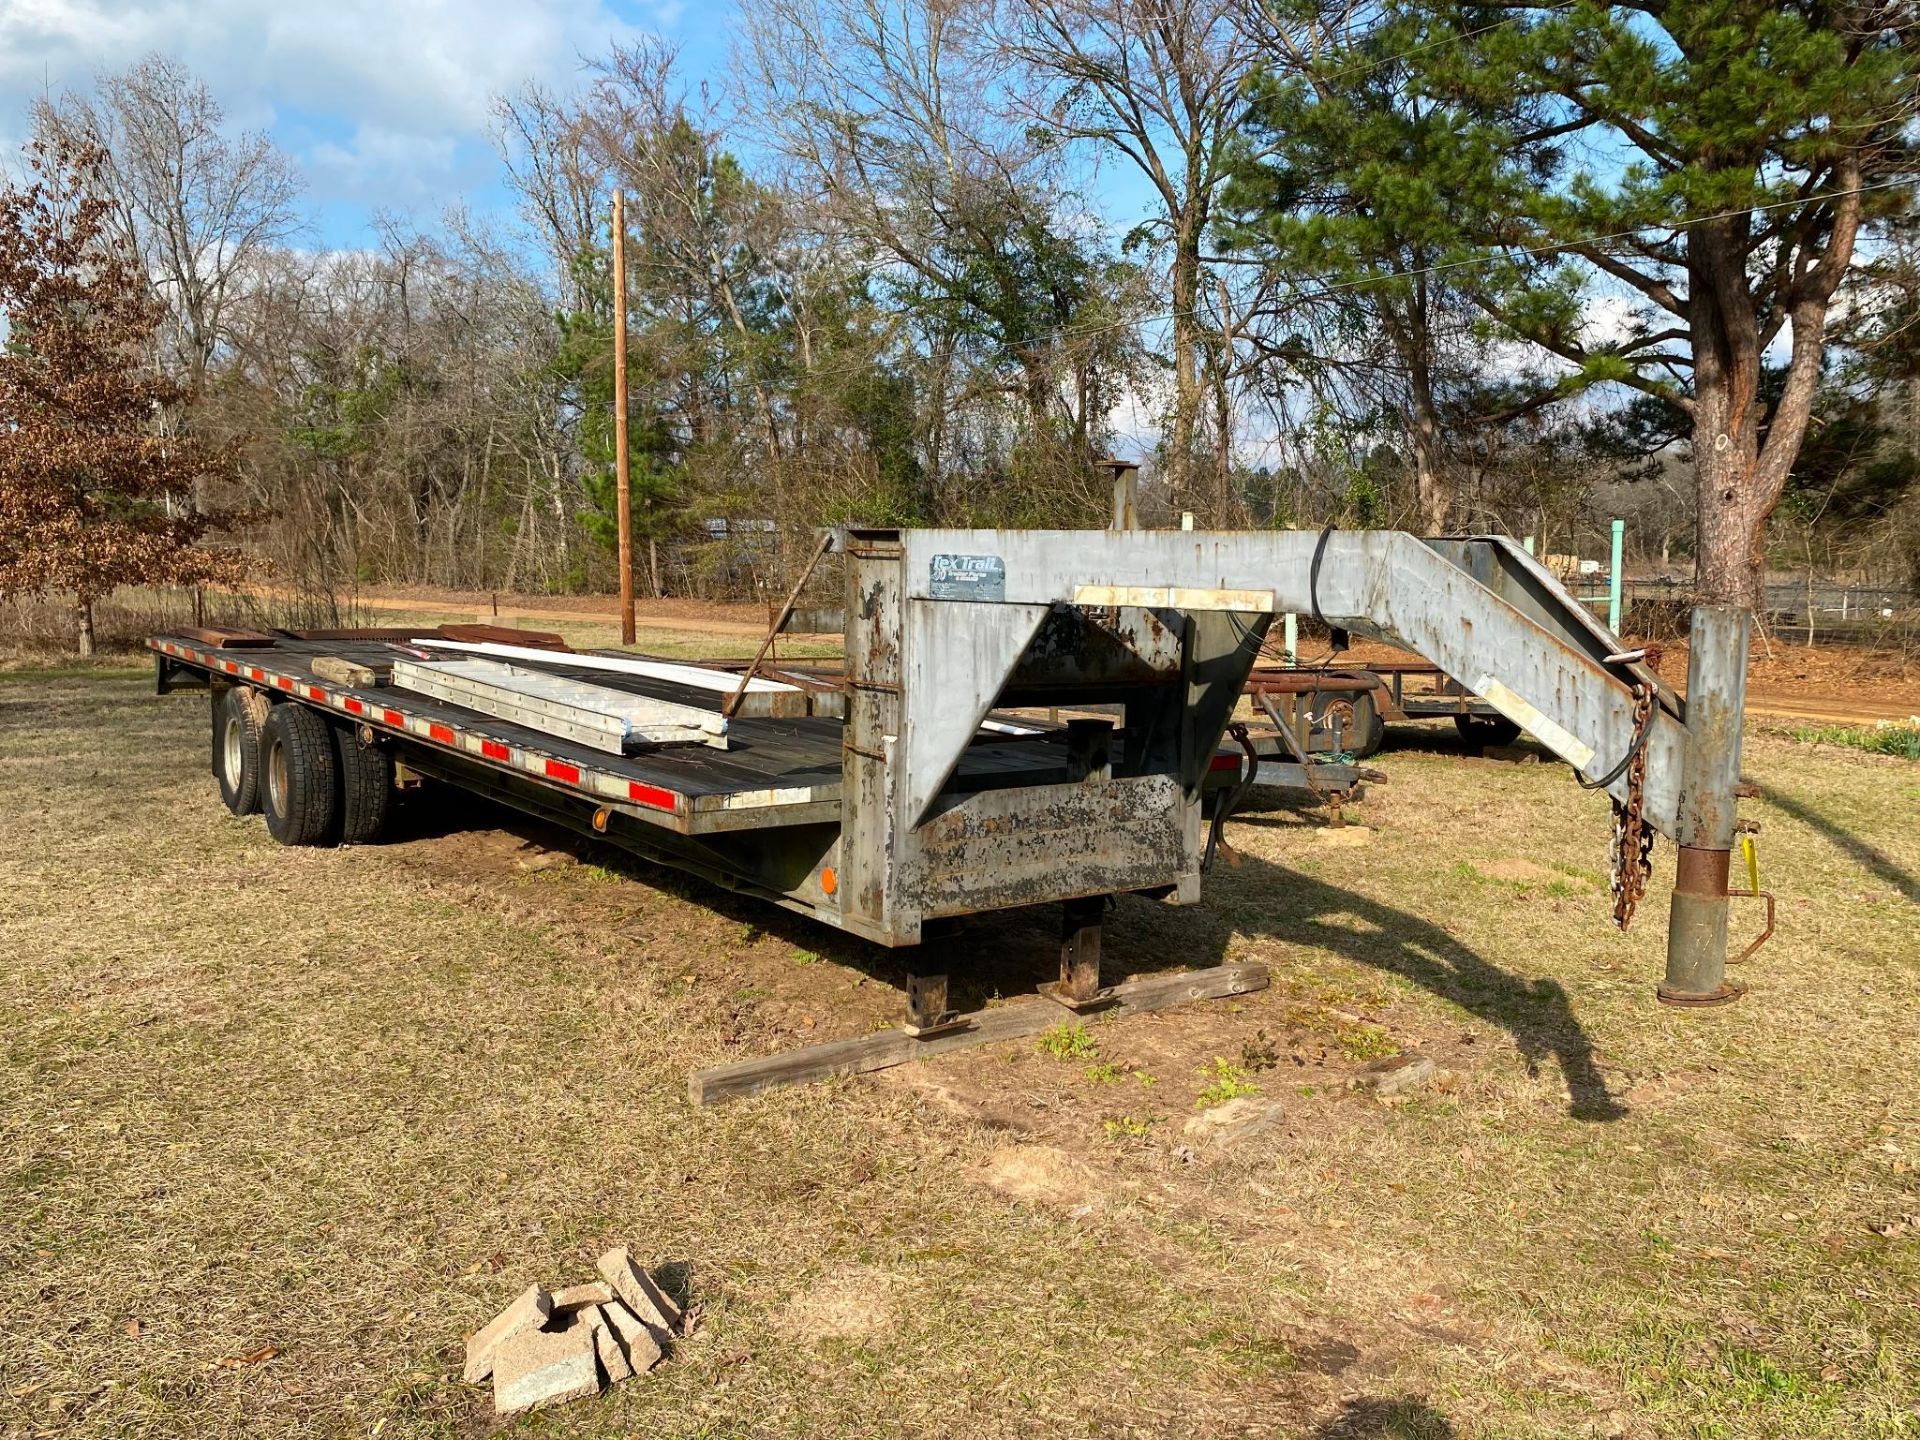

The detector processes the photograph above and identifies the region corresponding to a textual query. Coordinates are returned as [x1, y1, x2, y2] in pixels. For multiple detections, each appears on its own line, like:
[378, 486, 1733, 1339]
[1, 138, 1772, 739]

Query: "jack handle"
[1726, 832, 1776, 965]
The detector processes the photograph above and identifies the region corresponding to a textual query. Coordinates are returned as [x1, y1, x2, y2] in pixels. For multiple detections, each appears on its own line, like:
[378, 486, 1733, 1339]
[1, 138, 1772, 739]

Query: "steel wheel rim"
[223, 715, 244, 787]
[268, 739, 288, 815]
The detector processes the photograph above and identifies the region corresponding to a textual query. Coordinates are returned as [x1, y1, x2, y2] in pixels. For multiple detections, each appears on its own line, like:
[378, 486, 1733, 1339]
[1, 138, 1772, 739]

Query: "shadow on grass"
[389, 781, 1624, 1120]
[1313, 1394, 1455, 1439]
[1757, 781, 1918, 904]
[1201, 845, 1626, 1123]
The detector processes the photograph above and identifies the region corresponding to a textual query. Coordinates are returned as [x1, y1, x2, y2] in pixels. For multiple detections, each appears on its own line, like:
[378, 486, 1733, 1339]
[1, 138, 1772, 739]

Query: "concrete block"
[551, 1280, 614, 1312]
[603, 1299, 664, 1375]
[462, 1283, 552, 1384]
[1183, 1096, 1285, 1150]
[492, 1308, 601, 1415]
[1358, 1053, 1437, 1096]
[597, 1247, 682, 1339]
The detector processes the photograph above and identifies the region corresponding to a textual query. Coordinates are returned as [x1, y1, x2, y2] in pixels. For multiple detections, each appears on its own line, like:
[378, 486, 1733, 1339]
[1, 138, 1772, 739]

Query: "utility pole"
[612, 190, 635, 646]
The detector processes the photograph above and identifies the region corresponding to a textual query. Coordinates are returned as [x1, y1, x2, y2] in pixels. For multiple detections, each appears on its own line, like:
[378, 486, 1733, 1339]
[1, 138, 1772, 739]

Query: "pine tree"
[1234, 0, 1916, 606]
[0, 135, 253, 654]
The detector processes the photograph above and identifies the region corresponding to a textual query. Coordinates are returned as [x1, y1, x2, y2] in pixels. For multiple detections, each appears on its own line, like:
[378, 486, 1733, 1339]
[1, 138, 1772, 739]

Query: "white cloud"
[0, 0, 660, 203]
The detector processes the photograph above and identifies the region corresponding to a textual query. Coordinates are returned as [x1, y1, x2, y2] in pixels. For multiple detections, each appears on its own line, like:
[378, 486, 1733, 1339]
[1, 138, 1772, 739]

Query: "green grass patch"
[1788, 720, 1920, 759]
[1038, 1021, 1098, 1061]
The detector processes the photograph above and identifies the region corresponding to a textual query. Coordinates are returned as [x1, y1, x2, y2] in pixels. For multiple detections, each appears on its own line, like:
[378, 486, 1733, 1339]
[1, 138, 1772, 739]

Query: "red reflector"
[247, 667, 264, 681]
[382, 709, 404, 728]
[1209, 752, 1241, 772]
[223, 661, 238, 674]
[428, 723, 454, 744]
[629, 782, 676, 811]
[544, 759, 580, 785]
[274, 676, 293, 691]
[481, 740, 510, 761]
[307, 686, 326, 702]
[344, 697, 364, 715]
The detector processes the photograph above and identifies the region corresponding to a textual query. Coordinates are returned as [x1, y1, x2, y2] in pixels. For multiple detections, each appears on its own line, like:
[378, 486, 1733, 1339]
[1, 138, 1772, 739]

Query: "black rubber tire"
[332, 725, 393, 845]
[1312, 688, 1386, 759]
[1455, 713, 1522, 749]
[261, 703, 339, 846]
[213, 688, 264, 816]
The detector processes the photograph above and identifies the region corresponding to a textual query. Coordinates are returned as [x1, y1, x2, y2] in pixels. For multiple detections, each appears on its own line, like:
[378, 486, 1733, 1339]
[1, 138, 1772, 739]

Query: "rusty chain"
[1606, 682, 1657, 930]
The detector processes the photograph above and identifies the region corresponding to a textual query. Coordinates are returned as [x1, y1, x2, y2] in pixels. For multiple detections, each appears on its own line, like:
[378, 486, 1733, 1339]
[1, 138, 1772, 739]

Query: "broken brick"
[579, 1304, 633, 1383]
[462, 1283, 552, 1385]
[550, 1280, 614, 1312]
[602, 1298, 664, 1376]
[492, 1308, 601, 1415]
[596, 1247, 681, 1340]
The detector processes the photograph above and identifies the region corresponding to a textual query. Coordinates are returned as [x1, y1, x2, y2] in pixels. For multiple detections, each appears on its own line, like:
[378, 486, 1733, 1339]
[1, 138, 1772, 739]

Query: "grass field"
[1, 669, 1915, 1439]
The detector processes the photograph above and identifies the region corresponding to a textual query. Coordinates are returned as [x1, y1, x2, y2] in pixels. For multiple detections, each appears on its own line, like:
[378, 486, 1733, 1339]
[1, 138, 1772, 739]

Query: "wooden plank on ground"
[688, 962, 1269, 1106]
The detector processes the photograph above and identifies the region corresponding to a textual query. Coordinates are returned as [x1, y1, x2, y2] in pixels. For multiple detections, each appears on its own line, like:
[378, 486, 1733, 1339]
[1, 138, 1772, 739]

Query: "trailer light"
[592, 807, 612, 833]
[820, 866, 838, 896]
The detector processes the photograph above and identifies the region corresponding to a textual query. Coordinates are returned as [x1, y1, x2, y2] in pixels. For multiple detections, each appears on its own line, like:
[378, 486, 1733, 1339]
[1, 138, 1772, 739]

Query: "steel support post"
[904, 968, 951, 1032]
[1060, 896, 1105, 1002]
[1660, 604, 1749, 1006]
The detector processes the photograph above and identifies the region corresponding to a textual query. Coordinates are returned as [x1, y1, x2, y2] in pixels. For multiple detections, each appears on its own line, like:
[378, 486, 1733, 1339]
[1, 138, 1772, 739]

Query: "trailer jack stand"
[1041, 895, 1110, 1011]
[901, 968, 964, 1037]
[1658, 844, 1747, 1008]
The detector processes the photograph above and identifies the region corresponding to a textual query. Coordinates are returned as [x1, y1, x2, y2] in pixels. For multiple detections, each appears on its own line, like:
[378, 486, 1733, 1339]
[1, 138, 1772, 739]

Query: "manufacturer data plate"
[928, 553, 1006, 601]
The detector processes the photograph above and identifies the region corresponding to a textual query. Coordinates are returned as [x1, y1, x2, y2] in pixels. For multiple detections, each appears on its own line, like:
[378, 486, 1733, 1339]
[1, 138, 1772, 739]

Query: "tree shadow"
[1197, 838, 1625, 1122]
[1312, 1395, 1456, 1439]
[1756, 780, 1918, 903]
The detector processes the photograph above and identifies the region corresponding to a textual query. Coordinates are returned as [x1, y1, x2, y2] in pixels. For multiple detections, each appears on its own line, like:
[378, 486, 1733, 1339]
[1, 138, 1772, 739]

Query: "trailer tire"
[213, 687, 266, 816]
[332, 725, 393, 845]
[1311, 688, 1385, 759]
[1455, 713, 1522, 749]
[261, 703, 339, 846]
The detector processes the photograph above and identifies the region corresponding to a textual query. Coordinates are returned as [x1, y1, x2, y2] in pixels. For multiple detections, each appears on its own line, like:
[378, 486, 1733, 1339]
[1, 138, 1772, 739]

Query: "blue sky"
[0, 0, 739, 249]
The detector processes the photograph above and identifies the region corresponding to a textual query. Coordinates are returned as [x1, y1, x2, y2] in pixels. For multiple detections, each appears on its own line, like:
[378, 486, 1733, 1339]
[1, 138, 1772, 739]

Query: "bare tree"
[34, 55, 303, 400]
[491, 81, 607, 316]
[741, 0, 1086, 425]
[1001, 0, 1263, 521]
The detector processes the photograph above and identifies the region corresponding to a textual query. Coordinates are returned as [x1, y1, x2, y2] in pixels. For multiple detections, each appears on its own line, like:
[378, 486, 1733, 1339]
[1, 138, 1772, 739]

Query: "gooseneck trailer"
[151, 527, 1763, 1086]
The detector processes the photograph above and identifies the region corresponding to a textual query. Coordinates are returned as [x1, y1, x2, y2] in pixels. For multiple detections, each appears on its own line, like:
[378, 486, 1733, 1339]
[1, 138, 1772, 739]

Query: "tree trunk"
[1168, 226, 1202, 521]
[1687, 173, 1859, 611]
[1690, 389, 1766, 609]
[76, 598, 95, 658]
[1382, 296, 1450, 532]
[1688, 217, 1768, 611]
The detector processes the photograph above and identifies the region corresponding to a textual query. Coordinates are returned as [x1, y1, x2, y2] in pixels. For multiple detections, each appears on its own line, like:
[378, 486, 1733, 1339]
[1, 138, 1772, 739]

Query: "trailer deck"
[153, 632, 1089, 836]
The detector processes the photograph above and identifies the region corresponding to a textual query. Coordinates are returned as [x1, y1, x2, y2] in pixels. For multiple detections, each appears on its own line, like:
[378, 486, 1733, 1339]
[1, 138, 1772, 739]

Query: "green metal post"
[1608, 519, 1625, 633]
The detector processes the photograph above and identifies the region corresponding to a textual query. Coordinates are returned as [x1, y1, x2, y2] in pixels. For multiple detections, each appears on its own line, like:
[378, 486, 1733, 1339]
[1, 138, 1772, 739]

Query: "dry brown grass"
[0, 672, 1915, 1438]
